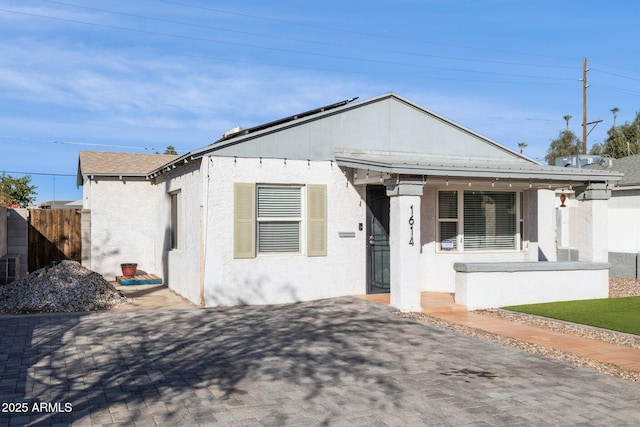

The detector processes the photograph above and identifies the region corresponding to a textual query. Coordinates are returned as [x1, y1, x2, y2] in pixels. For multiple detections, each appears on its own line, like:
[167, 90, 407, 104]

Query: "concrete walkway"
[430, 310, 640, 374]
[111, 283, 199, 311]
[1, 297, 639, 426]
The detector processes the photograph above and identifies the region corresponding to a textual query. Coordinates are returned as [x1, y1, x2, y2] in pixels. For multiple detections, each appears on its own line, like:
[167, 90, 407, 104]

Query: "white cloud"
[0, 37, 382, 146]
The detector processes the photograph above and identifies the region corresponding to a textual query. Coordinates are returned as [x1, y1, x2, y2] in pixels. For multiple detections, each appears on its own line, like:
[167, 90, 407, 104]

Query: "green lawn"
[503, 296, 640, 336]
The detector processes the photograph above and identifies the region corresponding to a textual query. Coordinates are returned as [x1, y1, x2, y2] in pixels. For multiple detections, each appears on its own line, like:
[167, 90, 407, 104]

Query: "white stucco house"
[598, 154, 640, 279]
[77, 93, 622, 311]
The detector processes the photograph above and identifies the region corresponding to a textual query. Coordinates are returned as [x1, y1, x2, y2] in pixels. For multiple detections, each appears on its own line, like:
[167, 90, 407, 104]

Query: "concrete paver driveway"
[1, 297, 639, 426]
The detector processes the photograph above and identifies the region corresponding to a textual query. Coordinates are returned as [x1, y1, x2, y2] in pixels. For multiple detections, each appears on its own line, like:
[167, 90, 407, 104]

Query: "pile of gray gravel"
[0, 260, 130, 314]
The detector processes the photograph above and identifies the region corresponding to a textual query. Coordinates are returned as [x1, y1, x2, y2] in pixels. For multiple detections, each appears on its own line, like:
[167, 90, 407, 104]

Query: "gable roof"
[77, 151, 179, 185]
[140, 93, 621, 185]
[209, 93, 536, 164]
[150, 93, 540, 177]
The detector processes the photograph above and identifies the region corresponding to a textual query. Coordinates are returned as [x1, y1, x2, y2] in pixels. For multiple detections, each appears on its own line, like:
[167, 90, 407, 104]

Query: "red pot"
[121, 263, 137, 277]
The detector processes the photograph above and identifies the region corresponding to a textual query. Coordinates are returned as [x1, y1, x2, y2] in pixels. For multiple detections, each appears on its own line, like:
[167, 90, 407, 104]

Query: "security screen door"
[366, 186, 390, 293]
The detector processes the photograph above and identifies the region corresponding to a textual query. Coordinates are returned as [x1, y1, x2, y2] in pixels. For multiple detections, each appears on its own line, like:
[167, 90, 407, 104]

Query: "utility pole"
[581, 57, 589, 155]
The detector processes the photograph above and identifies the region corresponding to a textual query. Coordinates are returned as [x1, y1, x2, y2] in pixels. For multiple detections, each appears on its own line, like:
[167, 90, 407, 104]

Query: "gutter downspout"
[199, 156, 211, 307]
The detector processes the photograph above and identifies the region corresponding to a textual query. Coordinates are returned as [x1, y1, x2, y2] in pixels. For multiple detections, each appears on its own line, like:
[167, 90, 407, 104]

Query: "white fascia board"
[612, 185, 640, 191]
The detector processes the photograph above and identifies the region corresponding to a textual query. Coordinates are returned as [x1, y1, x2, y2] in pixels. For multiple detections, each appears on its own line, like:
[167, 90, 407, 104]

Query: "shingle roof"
[77, 151, 178, 185]
[609, 155, 640, 186]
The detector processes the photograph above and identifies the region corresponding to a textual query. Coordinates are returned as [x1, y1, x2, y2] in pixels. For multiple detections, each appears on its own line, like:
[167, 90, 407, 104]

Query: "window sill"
[436, 249, 527, 254]
[257, 252, 304, 257]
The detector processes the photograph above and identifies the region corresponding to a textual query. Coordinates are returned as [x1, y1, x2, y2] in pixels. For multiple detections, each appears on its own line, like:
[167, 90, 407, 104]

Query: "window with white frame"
[437, 190, 458, 250]
[437, 190, 522, 251]
[169, 191, 180, 249]
[257, 185, 302, 253]
[519, 193, 525, 249]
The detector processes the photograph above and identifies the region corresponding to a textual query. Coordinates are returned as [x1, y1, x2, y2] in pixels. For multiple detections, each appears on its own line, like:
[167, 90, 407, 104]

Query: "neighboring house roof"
[37, 200, 79, 209]
[609, 155, 640, 187]
[77, 151, 179, 185]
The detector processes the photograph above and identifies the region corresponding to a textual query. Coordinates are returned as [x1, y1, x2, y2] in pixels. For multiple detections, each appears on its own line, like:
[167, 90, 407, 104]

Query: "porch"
[338, 149, 621, 313]
[355, 292, 467, 314]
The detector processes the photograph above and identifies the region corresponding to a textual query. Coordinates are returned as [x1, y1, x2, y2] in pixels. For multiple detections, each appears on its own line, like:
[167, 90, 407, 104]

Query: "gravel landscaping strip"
[398, 277, 640, 383]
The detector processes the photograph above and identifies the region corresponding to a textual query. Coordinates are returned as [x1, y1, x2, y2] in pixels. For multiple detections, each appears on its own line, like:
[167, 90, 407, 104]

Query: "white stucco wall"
[83, 177, 157, 280]
[154, 160, 204, 305]
[608, 209, 640, 252]
[7, 208, 28, 277]
[536, 188, 557, 261]
[202, 156, 366, 306]
[608, 190, 640, 252]
[576, 199, 608, 262]
[455, 267, 609, 310]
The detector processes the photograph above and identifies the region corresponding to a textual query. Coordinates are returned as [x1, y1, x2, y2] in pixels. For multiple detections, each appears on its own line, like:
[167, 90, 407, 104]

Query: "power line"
[591, 68, 640, 83]
[40, 0, 577, 72]
[158, 0, 578, 63]
[1, 170, 75, 177]
[589, 60, 640, 77]
[590, 83, 640, 97]
[1, 7, 577, 82]
[53, 140, 162, 151]
[0, 135, 189, 153]
[0, 8, 454, 69]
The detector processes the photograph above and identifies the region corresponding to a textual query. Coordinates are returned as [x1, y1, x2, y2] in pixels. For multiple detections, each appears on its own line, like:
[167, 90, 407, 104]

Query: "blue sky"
[2, 0, 640, 204]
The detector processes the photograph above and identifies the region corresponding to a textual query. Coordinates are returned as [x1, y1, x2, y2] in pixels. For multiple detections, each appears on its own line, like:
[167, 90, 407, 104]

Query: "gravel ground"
[0, 260, 131, 313]
[398, 277, 640, 383]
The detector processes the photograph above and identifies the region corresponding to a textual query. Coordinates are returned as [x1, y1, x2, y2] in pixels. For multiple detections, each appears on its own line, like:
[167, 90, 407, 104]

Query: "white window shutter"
[234, 183, 256, 258]
[307, 184, 327, 256]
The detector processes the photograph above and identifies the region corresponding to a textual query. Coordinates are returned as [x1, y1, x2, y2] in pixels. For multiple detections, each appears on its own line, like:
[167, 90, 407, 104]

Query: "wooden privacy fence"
[28, 209, 82, 271]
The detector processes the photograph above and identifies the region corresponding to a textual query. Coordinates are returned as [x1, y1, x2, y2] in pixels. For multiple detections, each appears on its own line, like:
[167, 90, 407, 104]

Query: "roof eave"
[147, 154, 199, 178]
[80, 173, 151, 183]
[613, 184, 640, 191]
[335, 156, 623, 183]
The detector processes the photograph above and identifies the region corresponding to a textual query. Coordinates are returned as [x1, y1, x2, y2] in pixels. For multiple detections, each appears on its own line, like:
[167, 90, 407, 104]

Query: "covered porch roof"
[334, 149, 623, 188]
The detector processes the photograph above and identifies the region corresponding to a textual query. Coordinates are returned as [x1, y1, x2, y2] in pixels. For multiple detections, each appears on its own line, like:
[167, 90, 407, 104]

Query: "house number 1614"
[409, 205, 415, 246]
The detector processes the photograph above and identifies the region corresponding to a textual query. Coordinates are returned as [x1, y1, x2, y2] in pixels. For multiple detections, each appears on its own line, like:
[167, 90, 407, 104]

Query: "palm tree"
[611, 107, 619, 128]
[563, 115, 572, 131]
[517, 142, 527, 154]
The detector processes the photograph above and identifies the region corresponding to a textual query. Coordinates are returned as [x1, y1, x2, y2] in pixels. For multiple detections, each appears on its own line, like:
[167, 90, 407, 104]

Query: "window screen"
[438, 190, 458, 250]
[170, 192, 180, 249]
[257, 186, 301, 253]
[463, 191, 516, 250]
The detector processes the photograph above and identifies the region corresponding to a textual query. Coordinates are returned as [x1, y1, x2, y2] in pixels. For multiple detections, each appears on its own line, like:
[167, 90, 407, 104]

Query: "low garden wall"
[453, 261, 610, 310]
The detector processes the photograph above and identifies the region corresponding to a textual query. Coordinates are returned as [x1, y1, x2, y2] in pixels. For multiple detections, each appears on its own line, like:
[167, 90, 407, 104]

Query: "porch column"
[385, 178, 423, 312]
[575, 183, 610, 262]
[536, 188, 557, 261]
